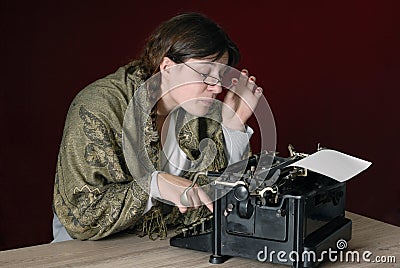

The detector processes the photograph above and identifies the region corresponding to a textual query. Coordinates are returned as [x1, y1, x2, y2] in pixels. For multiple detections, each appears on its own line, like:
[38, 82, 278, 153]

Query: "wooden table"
[1, 212, 399, 267]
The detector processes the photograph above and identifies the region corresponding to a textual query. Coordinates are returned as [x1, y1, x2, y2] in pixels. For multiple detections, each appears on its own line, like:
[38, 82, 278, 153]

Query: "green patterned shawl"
[53, 63, 227, 240]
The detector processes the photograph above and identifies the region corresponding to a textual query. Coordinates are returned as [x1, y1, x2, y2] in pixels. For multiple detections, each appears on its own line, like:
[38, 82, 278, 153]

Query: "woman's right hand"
[157, 173, 213, 213]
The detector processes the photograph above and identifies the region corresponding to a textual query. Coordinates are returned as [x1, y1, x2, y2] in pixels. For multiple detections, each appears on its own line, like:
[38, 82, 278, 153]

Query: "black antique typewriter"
[170, 146, 352, 268]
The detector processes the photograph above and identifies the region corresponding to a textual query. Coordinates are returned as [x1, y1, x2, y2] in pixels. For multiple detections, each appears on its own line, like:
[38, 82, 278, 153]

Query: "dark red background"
[1, 1, 399, 251]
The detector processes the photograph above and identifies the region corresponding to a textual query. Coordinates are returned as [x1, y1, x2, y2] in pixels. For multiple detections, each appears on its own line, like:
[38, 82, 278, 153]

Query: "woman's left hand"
[222, 69, 264, 131]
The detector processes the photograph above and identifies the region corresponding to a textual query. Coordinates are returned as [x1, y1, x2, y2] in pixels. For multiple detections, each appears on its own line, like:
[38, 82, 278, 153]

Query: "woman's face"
[158, 53, 229, 117]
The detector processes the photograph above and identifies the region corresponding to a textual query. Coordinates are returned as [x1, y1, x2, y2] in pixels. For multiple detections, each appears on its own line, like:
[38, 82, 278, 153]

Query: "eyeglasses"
[182, 62, 222, 86]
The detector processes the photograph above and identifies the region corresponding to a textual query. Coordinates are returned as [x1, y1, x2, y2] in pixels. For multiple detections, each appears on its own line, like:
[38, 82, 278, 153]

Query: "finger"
[190, 188, 201, 209]
[225, 84, 236, 99]
[197, 188, 214, 213]
[204, 199, 214, 213]
[229, 74, 248, 95]
[226, 77, 238, 91]
[239, 70, 258, 93]
[178, 205, 188, 213]
[254, 86, 263, 97]
[248, 76, 257, 92]
[229, 70, 258, 100]
[240, 70, 250, 87]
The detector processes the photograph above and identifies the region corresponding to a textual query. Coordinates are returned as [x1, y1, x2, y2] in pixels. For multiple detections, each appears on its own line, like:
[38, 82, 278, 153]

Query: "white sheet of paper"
[289, 149, 372, 182]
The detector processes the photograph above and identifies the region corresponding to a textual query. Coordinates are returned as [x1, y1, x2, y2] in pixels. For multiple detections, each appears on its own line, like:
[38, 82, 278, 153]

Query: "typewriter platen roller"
[170, 146, 352, 268]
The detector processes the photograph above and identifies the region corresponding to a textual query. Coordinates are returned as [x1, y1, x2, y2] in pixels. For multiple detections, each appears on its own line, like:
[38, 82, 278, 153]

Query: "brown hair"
[132, 13, 240, 80]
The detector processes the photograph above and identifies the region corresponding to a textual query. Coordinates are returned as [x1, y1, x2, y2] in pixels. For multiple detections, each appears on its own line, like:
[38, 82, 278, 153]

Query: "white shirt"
[145, 110, 253, 213]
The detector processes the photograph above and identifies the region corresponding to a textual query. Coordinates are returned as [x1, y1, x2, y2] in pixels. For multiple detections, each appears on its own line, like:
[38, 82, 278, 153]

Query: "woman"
[52, 13, 263, 242]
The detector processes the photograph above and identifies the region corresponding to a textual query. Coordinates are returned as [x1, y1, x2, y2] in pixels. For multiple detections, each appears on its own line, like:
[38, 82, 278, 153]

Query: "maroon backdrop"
[1, 1, 399, 251]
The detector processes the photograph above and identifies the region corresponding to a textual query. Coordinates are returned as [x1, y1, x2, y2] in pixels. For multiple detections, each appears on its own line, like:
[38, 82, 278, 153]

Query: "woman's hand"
[157, 173, 213, 213]
[222, 69, 263, 131]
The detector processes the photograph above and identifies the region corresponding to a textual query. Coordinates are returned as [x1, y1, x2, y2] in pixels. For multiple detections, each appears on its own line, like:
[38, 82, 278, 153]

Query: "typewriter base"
[171, 217, 351, 268]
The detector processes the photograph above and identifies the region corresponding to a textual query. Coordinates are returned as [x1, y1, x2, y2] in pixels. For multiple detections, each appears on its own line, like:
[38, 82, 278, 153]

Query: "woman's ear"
[159, 57, 176, 71]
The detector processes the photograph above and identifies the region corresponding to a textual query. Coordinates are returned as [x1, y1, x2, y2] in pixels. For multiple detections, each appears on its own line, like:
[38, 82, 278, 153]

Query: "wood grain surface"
[1, 212, 399, 267]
